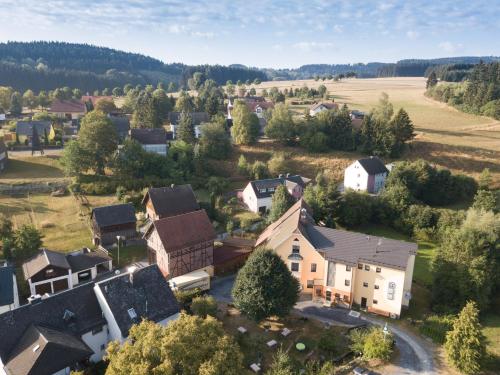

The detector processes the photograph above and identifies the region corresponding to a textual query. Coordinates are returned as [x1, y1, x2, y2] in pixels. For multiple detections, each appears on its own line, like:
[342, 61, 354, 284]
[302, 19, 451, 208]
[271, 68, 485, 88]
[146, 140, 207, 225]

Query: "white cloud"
[168, 24, 188, 34]
[438, 41, 463, 53]
[292, 41, 334, 51]
[406, 30, 419, 40]
[191, 31, 215, 38]
[333, 24, 343, 33]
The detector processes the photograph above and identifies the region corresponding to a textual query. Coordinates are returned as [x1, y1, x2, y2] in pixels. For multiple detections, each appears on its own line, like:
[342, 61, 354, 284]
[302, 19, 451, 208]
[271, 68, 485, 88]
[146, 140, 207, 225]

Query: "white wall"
[344, 161, 369, 191]
[81, 325, 109, 362]
[142, 144, 167, 156]
[242, 183, 258, 212]
[93, 285, 124, 342]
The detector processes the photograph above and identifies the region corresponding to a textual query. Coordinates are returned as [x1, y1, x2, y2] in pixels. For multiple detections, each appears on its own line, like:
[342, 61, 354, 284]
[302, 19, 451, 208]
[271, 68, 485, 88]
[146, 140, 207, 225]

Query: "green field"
[0, 193, 116, 251]
[0, 155, 67, 183]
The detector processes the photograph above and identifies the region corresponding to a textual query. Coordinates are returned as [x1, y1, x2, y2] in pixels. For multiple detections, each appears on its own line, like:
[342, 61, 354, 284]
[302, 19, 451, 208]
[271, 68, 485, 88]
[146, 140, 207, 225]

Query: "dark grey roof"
[0, 265, 14, 306]
[143, 184, 199, 218]
[130, 128, 167, 145]
[357, 156, 388, 175]
[5, 324, 93, 375]
[109, 116, 130, 138]
[0, 283, 105, 363]
[23, 250, 70, 280]
[305, 225, 417, 270]
[16, 121, 52, 136]
[66, 249, 111, 273]
[250, 175, 310, 199]
[95, 265, 179, 337]
[91, 203, 136, 228]
[168, 112, 209, 125]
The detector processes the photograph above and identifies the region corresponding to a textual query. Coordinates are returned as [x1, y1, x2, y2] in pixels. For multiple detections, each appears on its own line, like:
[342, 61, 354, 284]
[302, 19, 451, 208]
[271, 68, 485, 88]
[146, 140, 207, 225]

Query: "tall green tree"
[426, 71, 438, 89]
[199, 122, 232, 159]
[106, 315, 244, 375]
[177, 112, 196, 144]
[389, 108, 415, 156]
[131, 91, 162, 128]
[23, 90, 38, 112]
[175, 91, 194, 112]
[10, 225, 43, 262]
[445, 301, 486, 375]
[265, 103, 295, 144]
[232, 248, 300, 321]
[66, 110, 118, 175]
[231, 101, 260, 145]
[267, 185, 294, 223]
[9, 91, 23, 115]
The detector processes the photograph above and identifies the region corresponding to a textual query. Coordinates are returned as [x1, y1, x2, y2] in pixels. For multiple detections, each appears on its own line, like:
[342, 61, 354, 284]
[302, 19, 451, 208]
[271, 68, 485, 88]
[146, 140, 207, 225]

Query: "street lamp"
[116, 236, 124, 266]
[383, 322, 389, 341]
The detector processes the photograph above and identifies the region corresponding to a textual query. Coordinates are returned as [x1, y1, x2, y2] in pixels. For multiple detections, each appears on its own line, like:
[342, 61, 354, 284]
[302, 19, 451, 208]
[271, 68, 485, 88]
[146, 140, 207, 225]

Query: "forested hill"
[0, 41, 266, 92]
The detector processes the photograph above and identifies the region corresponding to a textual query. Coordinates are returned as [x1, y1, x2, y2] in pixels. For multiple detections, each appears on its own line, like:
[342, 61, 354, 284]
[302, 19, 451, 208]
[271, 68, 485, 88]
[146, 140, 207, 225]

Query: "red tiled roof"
[150, 210, 215, 252]
[49, 99, 86, 113]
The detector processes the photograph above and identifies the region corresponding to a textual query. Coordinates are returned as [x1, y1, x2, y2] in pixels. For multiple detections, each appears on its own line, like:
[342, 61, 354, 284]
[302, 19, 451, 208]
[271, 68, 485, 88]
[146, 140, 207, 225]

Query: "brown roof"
[257, 199, 417, 271]
[23, 249, 70, 280]
[148, 210, 215, 252]
[247, 101, 275, 112]
[81, 95, 114, 106]
[130, 128, 167, 145]
[49, 99, 86, 114]
[310, 102, 339, 111]
[142, 185, 199, 218]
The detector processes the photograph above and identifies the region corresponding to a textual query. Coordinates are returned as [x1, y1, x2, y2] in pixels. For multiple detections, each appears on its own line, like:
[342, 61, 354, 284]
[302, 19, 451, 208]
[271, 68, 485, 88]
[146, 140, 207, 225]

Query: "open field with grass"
[246, 77, 500, 186]
[0, 193, 116, 251]
[0, 154, 67, 184]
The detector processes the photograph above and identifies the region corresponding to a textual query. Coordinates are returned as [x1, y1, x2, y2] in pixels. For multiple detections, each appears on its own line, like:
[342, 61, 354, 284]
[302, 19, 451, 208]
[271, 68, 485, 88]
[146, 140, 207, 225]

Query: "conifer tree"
[445, 301, 486, 375]
[267, 185, 294, 223]
[177, 111, 195, 144]
[426, 71, 438, 89]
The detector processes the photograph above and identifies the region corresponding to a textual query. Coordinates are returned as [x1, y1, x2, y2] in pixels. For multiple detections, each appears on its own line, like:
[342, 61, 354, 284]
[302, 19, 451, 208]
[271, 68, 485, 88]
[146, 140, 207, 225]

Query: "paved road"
[210, 276, 435, 374]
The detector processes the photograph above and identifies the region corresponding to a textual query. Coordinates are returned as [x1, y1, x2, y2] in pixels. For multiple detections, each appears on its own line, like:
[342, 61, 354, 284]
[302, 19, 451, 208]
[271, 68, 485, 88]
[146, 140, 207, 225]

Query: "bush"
[350, 327, 393, 362]
[115, 186, 126, 201]
[419, 315, 456, 344]
[318, 329, 338, 356]
[174, 288, 202, 310]
[191, 295, 218, 318]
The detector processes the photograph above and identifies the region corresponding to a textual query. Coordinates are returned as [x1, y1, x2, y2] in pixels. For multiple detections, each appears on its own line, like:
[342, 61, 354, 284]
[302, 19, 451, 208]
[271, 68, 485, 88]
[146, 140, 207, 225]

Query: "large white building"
[0, 265, 179, 375]
[257, 200, 417, 318]
[344, 156, 389, 194]
[242, 174, 311, 214]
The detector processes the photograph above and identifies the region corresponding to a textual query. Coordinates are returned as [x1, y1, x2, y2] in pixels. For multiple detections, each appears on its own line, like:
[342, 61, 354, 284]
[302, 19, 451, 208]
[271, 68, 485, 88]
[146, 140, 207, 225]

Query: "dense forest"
[0, 42, 265, 92]
[426, 62, 500, 119]
[376, 56, 500, 78]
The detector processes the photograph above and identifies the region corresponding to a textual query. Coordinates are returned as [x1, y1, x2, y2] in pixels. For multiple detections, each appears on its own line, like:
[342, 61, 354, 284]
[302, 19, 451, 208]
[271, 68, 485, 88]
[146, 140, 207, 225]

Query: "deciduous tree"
[231, 101, 260, 145]
[267, 185, 294, 223]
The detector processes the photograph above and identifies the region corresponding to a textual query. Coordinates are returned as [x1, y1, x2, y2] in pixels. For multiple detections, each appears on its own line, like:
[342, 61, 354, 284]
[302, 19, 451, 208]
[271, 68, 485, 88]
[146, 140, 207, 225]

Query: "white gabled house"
[309, 102, 339, 117]
[242, 174, 311, 214]
[344, 156, 389, 194]
[0, 265, 179, 375]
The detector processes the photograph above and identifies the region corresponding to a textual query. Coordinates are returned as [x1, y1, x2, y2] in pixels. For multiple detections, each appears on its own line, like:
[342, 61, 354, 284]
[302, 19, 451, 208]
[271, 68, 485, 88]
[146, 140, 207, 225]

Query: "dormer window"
[128, 308, 138, 320]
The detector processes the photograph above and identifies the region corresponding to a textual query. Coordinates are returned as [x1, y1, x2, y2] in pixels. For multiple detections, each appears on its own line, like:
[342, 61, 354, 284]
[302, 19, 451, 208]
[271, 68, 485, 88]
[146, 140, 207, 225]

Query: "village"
[0, 73, 498, 375]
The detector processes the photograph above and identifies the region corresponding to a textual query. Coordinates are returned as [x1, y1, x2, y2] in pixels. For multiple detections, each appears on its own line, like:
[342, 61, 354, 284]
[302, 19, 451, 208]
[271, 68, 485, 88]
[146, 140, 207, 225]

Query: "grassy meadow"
[247, 77, 500, 187]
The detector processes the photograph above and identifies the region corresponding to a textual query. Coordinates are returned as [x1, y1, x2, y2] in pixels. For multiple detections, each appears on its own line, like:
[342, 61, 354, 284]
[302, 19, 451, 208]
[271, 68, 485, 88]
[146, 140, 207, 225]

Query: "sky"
[0, 0, 499, 68]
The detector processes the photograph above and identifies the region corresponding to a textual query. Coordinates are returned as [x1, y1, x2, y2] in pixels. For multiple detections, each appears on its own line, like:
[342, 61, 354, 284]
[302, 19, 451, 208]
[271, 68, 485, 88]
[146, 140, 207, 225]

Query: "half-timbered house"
[143, 210, 215, 278]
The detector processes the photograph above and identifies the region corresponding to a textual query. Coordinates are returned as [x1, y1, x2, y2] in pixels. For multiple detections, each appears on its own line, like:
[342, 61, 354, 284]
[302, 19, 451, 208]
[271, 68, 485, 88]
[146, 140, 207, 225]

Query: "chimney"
[128, 266, 138, 284]
[300, 208, 308, 224]
[170, 184, 175, 188]
[27, 294, 42, 304]
[278, 174, 283, 178]
[286, 173, 290, 178]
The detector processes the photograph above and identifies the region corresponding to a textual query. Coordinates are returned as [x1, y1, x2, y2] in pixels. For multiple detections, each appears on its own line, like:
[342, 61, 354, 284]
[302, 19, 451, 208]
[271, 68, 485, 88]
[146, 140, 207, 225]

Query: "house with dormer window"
[256, 199, 417, 318]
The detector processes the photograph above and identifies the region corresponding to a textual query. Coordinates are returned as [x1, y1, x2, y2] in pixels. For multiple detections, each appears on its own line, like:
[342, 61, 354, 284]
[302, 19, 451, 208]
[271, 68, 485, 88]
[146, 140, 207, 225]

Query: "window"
[376, 267, 381, 273]
[373, 299, 378, 305]
[374, 285, 379, 290]
[363, 282, 368, 287]
[326, 291, 332, 301]
[292, 243, 300, 254]
[127, 308, 137, 320]
[346, 265, 351, 271]
[357, 263, 363, 270]
[364, 265, 370, 271]
[311, 263, 317, 272]
[387, 282, 396, 300]
[345, 279, 350, 286]
[291, 263, 299, 272]
[307, 280, 314, 289]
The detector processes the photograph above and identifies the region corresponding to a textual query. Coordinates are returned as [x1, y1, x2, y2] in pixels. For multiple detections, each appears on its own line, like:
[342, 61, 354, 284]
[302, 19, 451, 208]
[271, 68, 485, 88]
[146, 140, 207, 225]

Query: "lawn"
[0, 193, 116, 251]
[482, 313, 500, 371]
[108, 244, 147, 268]
[218, 303, 352, 373]
[0, 155, 67, 183]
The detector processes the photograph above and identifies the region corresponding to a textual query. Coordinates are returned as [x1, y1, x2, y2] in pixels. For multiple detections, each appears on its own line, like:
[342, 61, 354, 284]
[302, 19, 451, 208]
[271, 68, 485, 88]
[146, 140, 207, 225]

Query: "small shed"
[91, 203, 137, 246]
[213, 237, 255, 275]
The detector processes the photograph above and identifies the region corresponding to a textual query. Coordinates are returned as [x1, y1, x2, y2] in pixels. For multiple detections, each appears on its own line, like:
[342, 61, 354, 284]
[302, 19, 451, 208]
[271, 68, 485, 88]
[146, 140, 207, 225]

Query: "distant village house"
[344, 156, 389, 194]
[91, 203, 137, 246]
[129, 128, 168, 155]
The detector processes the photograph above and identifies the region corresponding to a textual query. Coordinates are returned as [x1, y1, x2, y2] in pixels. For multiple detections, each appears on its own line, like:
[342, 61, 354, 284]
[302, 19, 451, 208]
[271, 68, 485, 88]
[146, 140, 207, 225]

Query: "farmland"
[249, 77, 500, 186]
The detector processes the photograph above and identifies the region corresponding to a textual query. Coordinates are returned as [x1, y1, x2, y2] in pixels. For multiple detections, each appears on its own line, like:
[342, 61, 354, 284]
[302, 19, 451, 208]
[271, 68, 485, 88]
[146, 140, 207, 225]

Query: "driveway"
[210, 277, 434, 374]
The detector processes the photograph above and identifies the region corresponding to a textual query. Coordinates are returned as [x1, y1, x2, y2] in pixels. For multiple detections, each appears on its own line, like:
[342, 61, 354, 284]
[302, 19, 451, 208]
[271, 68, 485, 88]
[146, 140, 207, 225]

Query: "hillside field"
[249, 77, 500, 186]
